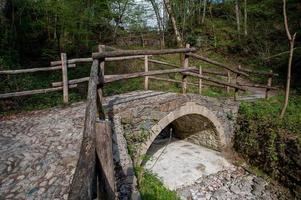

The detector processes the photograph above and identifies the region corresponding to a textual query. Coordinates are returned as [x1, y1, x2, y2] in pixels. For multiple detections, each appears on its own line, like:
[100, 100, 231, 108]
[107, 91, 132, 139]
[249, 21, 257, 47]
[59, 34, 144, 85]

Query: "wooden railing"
[0, 44, 278, 102]
[67, 45, 279, 199]
[0, 44, 279, 199]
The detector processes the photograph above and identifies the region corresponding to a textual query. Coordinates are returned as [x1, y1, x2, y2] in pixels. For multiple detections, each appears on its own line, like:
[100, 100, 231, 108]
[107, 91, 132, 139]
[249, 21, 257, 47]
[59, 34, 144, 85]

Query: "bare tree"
[201, 0, 207, 24]
[280, 0, 297, 118]
[235, 0, 240, 33]
[112, 0, 130, 42]
[149, 0, 165, 48]
[163, 0, 183, 47]
[244, 0, 247, 36]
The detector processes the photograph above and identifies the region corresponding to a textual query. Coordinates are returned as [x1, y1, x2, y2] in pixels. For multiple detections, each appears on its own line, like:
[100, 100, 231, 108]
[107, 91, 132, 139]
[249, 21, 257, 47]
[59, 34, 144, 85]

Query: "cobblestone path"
[0, 102, 86, 200]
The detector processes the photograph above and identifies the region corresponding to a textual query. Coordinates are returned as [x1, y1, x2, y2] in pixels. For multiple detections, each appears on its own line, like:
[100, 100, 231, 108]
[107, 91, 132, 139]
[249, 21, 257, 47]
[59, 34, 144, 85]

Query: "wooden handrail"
[0, 85, 77, 99]
[183, 71, 246, 91]
[104, 67, 195, 83]
[50, 55, 150, 66]
[186, 53, 249, 77]
[68, 59, 101, 199]
[148, 76, 225, 88]
[0, 64, 76, 75]
[92, 47, 197, 59]
[238, 68, 278, 77]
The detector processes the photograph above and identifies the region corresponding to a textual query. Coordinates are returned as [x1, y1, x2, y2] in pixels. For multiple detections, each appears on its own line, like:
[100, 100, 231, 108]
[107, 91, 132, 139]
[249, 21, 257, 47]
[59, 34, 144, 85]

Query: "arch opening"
[140, 103, 233, 191]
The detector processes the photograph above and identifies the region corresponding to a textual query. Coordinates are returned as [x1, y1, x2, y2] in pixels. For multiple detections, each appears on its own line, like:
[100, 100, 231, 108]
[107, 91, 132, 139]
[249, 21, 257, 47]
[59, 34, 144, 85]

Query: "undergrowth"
[234, 95, 301, 197]
[135, 167, 180, 200]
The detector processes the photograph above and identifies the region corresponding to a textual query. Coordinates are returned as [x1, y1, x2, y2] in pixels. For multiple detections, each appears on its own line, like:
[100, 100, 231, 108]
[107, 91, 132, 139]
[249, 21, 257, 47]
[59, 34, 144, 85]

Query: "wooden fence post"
[199, 65, 202, 95]
[61, 53, 69, 104]
[265, 70, 273, 99]
[97, 45, 106, 119]
[227, 71, 231, 93]
[182, 44, 190, 94]
[144, 55, 149, 90]
[234, 65, 241, 101]
[98, 45, 105, 77]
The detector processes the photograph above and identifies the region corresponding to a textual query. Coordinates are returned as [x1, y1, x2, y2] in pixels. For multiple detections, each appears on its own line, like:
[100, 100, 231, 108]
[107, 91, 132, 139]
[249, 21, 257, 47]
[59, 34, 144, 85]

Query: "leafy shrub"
[234, 96, 301, 197]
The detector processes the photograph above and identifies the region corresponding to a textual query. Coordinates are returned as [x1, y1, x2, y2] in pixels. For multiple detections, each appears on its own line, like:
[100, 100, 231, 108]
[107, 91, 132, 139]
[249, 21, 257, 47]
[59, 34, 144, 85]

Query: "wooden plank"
[144, 56, 149, 90]
[68, 59, 100, 200]
[51, 55, 151, 66]
[0, 85, 77, 99]
[182, 44, 190, 94]
[104, 67, 195, 83]
[51, 58, 93, 66]
[183, 71, 246, 91]
[0, 64, 76, 75]
[95, 120, 116, 200]
[234, 65, 241, 101]
[227, 71, 231, 93]
[239, 68, 278, 76]
[199, 65, 202, 94]
[237, 83, 277, 90]
[52, 77, 89, 87]
[186, 53, 249, 77]
[146, 59, 228, 76]
[61, 53, 69, 104]
[265, 70, 273, 99]
[107, 55, 150, 61]
[92, 47, 197, 59]
[148, 76, 226, 88]
[148, 59, 179, 68]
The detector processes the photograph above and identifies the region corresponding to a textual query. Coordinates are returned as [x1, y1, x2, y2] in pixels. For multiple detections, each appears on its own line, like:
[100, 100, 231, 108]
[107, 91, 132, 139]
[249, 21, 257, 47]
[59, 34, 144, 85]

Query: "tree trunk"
[164, 0, 183, 47]
[149, 0, 165, 48]
[201, 0, 207, 24]
[112, 0, 129, 42]
[235, 0, 240, 33]
[244, 0, 247, 36]
[280, 0, 297, 118]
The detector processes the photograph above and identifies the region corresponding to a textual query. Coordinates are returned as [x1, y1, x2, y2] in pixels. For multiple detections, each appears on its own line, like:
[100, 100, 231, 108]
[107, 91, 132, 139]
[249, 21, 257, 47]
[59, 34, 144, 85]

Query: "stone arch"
[138, 102, 226, 164]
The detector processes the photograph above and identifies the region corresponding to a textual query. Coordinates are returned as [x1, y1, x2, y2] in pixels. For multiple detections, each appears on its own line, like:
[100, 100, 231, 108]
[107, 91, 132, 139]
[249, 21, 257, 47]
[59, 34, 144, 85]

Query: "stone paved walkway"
[0, 102, 86, 200]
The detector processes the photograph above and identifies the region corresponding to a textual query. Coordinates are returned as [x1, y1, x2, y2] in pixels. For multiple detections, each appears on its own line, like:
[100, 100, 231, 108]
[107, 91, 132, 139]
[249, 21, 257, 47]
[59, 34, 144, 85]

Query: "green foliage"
[235, 95, 301, 196]
[135, 167, 180, 200]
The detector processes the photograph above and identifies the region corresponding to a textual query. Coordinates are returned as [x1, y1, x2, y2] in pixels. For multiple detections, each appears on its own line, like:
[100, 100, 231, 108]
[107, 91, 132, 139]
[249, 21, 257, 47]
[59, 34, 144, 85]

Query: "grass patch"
[135, 167, 180, 200]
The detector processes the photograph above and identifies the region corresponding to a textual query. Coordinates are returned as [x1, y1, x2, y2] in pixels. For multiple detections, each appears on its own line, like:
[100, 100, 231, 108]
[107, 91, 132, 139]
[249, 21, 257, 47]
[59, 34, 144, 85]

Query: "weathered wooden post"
[227, 71, 231, 93]
[98, 45, 105, 77]
[265, 70, 273, 99]
[61, 53, 69, 104]
[234, 65, 241, 101]
[182, 44, 190, 94]
[144, 55, 149, 90]
[97, 46, 105, 119]
[199, 65, 202, 95]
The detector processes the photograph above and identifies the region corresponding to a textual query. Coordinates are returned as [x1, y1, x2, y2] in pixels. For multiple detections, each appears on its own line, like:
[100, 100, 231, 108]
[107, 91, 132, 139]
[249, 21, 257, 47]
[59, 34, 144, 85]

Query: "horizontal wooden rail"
[183, 71, 246, 91]
[0, 84, 77, 99]
[51, 58, 92, 66]
[0, 64, 76, 75]
[237, 83, 278, 90]
[238, 68, 278, 77]
[104, 67, 195, 83]
[148, 76, 225, 88]
[50, 55, 151, 66]
[52, 77, 89, 87]
[147, 59, 228, 76]
[148, 59, 179, 68]
[92, 47, 197, 59]
[186, 53, 249, 77]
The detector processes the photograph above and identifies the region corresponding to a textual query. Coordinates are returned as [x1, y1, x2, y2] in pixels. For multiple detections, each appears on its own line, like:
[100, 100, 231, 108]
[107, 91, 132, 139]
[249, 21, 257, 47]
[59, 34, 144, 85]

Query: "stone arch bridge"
[0, 90, 239, 199]
[107, 91, 239, 199]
